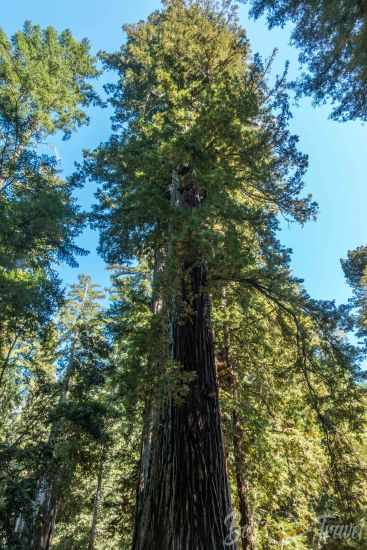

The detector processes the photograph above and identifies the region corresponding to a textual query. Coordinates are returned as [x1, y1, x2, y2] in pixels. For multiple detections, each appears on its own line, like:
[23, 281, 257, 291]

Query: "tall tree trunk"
[13, 464, 58, 549]
[133, 166, 236, 549]
[232, 409, 255, 550]
[31, 480, 58, 550]
[29, 368, 72, 549]
[223, 324, 255, 550]
[88, 445, 106, 550]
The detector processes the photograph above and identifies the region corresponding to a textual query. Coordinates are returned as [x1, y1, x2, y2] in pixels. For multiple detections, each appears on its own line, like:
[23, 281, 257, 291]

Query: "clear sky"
[2, 1, 367, 303]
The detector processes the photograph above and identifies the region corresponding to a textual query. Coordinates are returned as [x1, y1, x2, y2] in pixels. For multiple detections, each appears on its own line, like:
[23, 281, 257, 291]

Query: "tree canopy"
[246, 0, 367, 121]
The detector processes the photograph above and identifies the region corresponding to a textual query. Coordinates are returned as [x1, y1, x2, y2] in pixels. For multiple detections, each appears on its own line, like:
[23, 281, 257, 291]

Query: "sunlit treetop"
[0, 21, 100, 140]
[87, 0, 316, 281]
[0, 23, 99, 330]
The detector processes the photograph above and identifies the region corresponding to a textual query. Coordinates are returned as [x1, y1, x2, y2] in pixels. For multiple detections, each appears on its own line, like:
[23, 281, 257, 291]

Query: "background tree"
[0, 22, 99, 411]
[245, 0, 367, 121]
[342, 246, 367, 340]
[0, 276, 112, 550]
[214, 280, 366, 549]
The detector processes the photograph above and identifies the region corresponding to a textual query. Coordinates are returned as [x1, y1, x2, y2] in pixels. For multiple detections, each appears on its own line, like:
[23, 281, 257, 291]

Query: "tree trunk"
[12, 473, 58, 550]
[133, 249, 166, 535]
[232, 409, 255, 550]
[31, 479, 58, 550]
[28, 376, 71, 549]
[88, 445, 106, 550]
[222, 323, 255, 550]
[133, 165, 236, 549]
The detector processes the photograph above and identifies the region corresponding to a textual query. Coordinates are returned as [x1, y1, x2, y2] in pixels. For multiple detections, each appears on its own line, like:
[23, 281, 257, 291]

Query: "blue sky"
[3, 1, 367, 304]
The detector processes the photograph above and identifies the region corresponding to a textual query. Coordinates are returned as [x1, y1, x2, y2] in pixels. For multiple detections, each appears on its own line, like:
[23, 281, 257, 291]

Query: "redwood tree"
[84, 0, 315, 546]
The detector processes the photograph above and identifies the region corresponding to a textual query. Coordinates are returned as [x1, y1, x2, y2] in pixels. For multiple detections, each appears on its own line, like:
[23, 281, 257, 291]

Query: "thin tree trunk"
[32, 480, 58, 550]
[223, 324, 255, 550]
[29, 364, 73, 549]
[232, 410, 255, 550]
[13, 476, 58, 549]
[133, 166, 236, 549]
[88, 445, 106, 550]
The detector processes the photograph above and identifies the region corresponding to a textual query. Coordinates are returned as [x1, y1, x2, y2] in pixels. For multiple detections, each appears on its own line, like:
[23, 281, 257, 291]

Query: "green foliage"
[246, 0, 367, 121]
[0, 276, 112, 548]
[342, 246, 367, 340]
[0, 22, 98, 338]
[1, 4, 366, 550]
[85, 0, 315, 276]
[214, 287, 367, 548]
[0, 22, 99, 138]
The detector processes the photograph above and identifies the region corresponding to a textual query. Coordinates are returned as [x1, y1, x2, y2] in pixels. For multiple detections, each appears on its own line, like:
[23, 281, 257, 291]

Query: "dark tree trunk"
[133, 251, 164, 531]
[133, 261, 236, 549]
[15, 283, 90, 549]
[133, 165, 236, 549]
[27, 346, 77, 548]
[14, 453, 60, 549]
[29, 398, 68, 549]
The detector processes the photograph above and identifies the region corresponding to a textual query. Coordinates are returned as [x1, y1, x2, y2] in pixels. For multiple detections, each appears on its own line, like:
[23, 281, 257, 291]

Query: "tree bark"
[133, 249, 165, 537]
[133, 166, 236, 549]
